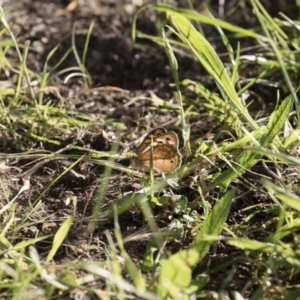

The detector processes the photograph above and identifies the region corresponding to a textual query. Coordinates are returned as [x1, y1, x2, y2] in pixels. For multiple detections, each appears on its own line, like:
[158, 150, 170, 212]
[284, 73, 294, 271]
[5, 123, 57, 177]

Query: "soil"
[1, 0, 299, 296]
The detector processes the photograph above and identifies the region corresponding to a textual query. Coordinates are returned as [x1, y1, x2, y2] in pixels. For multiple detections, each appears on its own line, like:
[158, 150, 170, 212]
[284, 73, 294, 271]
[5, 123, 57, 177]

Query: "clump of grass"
[1, 1, 300, 299]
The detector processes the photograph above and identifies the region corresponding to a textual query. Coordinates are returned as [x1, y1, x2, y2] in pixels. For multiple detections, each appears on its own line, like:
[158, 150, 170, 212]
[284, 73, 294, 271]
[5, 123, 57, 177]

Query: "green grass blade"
[114, 220, 147, 291]
[193, 189, 234, 258]
[262, 179, 300, 212]
[162, 28, 189, 149]
[251, 0, 299, 108]
[167, 12, 257, 131]
[261, 94, 293, 145]
[215, 95, 293, 187]
[46, 215, 73, 262]
[132, 5, 267, 41]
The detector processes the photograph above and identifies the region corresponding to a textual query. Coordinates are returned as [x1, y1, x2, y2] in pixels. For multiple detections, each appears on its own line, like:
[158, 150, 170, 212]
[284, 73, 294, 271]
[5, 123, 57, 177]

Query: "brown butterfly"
[131, 128, 182, 173]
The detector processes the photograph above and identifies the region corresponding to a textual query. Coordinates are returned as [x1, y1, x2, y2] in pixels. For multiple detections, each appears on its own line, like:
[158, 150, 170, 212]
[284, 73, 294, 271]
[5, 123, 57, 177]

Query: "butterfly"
[131, 127, 182, 173]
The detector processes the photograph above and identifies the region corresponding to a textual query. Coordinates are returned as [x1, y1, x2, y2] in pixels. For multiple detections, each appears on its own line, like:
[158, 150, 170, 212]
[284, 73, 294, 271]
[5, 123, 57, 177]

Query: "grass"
[1, 1, 300, 299]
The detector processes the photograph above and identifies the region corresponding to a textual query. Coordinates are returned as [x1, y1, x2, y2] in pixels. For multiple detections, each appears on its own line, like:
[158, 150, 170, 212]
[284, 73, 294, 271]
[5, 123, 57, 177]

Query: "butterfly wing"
[135, 127, 167, 156]
[137, 131, 179, 156]
[138, 144, 182, 173]
[155, 131, 179, 148]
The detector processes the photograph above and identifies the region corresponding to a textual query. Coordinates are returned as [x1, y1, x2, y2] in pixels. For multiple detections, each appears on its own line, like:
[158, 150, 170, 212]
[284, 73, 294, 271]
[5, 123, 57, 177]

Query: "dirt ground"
[1, 0, 300, 295]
